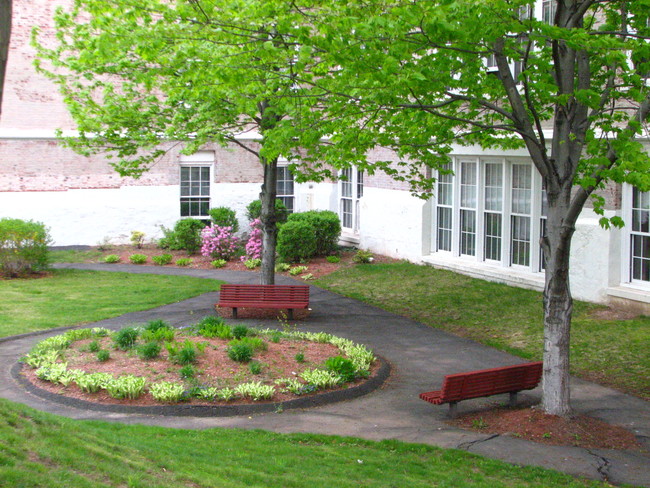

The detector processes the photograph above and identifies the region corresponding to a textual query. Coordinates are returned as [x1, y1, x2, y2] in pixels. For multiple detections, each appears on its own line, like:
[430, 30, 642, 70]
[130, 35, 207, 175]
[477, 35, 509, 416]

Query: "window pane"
[631, 236, 650, 281]
[201, 167, 210, 180]
[484, 212, 502, 261]
[512, 164, 532, 214]
[180, 200, 189, 217]
[484, 163, 503, 211]
[357, 171, 364, 198]
[341, 199, 352, 229]
[437, 207, 452, 252]
[460, 209, 476, 256]
[180, 167, 190, 182]
[191, 167, 200, 180]
[511, 215, 531, 266]
[460, 162, 477, 208]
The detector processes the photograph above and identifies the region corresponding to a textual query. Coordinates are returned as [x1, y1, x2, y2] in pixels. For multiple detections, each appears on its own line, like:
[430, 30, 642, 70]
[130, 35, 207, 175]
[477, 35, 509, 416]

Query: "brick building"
[0, 0, 648, 312]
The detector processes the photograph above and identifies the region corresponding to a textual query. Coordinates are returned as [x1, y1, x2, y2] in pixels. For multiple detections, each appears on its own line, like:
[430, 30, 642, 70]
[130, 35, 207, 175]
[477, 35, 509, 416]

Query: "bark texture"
[0, 0, 11, 116]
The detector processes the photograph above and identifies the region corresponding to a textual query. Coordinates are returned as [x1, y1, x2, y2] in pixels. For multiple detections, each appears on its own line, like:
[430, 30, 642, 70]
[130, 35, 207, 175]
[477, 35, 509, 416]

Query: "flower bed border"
[12, 356, 390, 417]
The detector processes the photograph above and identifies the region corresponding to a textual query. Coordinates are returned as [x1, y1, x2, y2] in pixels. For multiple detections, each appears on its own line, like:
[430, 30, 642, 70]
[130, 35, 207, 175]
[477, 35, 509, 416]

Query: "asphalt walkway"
[1, 263, 648, 486]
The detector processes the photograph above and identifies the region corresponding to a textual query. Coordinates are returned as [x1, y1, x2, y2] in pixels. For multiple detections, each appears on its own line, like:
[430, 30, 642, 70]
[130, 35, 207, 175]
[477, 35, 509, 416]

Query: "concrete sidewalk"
[1, 263, 648, 486]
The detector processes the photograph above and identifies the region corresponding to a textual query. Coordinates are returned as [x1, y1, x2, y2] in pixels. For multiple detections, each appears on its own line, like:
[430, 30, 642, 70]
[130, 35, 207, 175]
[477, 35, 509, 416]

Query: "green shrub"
[275, 262, 291, 272]
[326, 255, 341, 263]
[0, 218, 52, 277]
[211, 259, 227, 268]
[136, 341, 161, 360]
[353, 249, 374, 264]
[249, 361, 263, 375]
[287, 211, 341, 256]
[167, 340, 198, 365]
[129, 254, 148, 264]
[113, 327, 139, 350]
[130, 231, 146, 249]
[97, 350, 110, 362]
[245, 199, 288, 223]
[295, 352, 305, 363]
[277, 220, 317, 263]
[175, 257, 193, 267]
[152, 254, 173, 265]
[178, 364, 196, 379]
[227, 343, 254, 363]
[88, 340, 101, 353]
[193, 315, 232, 339]
[325, 355, 357, 382]
[232, 324, 249, 339]
[103, 254, 121, 263]
[243, 258, 261, 269]
[208, 207, 239, 233]
[159, 219, 204, 254]
[229, 336, 267, 352]
[144, 319, 170, 332]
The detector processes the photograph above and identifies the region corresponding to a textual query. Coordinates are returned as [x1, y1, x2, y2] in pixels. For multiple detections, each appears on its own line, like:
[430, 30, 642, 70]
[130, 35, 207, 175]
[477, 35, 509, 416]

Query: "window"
[340, 167, 363, 233]
[276, 165, 295, 213]
[180, 165, 211, 218]
[432, 157, 545, 273]
[630, 187, 650, 283]
[542, 0, 557, 25]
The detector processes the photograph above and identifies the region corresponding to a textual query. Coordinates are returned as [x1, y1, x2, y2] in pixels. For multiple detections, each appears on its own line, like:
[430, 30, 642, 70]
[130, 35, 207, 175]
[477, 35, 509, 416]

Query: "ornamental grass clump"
[192, 315, 232, 339]
[136, 341, 161, 360]
[227, 343, 254, 363]
[200, 225, 240, 260]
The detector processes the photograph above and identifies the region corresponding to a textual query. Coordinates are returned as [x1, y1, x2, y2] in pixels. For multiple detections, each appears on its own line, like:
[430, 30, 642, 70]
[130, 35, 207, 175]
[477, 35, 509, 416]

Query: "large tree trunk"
[259, 156, 278, 285]
[540, 192, 576, 417]
[0, 0, 11, 116]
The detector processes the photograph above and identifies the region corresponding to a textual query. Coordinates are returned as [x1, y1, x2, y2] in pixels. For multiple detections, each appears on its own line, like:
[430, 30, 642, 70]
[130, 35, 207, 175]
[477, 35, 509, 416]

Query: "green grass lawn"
[0, 269, 222, 337]
[315, 262, 650, 400]
[0, 398, 610, 488]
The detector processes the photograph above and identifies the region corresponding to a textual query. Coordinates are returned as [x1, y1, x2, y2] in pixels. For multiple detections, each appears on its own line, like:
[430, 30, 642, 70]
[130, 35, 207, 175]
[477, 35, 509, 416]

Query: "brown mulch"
[452, 406, 644, 451]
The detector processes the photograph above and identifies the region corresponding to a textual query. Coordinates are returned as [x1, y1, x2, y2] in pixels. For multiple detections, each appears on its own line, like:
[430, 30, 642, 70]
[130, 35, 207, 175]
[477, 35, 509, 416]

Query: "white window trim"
[276, 159, 295, 213]
[431, 156, 545, 275]
[179, 152, 214, 220]
[620, 184, 650, 289]
[339, 167, 363, 235]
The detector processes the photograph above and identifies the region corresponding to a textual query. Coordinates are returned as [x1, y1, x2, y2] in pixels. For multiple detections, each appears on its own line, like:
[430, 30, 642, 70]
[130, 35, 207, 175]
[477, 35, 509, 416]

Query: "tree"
[0, 0, 12, 116]
[33, 0, 314, 284]
[281, 0, 650, 415]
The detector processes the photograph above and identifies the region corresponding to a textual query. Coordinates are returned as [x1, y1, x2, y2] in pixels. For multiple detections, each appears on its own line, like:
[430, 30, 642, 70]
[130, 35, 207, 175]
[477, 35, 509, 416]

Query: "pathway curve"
[1, 263, 648, 487]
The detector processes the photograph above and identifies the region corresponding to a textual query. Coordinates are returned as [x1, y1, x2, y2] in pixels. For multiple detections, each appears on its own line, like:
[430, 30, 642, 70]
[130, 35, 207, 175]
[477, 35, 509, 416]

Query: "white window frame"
[622, 184, 650, 287]
[179, 152, 214, 220]
[432, 156, 545, 273]
[276, 161, 295, 213]
[339, 167, 363, 234]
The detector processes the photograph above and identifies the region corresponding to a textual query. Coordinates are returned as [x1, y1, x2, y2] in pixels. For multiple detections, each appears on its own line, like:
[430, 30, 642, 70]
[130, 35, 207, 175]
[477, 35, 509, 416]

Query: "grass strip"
[0, 269, 221, 337]
[0, 398, 611, 488]
[315, 262, 650, 399]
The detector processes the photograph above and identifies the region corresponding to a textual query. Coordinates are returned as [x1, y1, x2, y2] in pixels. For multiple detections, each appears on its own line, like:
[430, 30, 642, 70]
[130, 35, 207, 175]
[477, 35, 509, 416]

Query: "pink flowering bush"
[200, 225, 240, 260]
[241, 219, 263, 262]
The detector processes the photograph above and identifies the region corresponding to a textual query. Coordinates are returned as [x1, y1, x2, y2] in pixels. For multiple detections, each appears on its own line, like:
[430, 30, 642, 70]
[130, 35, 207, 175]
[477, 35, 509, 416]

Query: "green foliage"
[144, 319, 171, 332]
[243, 258, 262, 269]
[229, 336, 267, 352]
[175, 258, 193, 267]
[277, 220, 317, 263]
[152, 254, 173, 265]
[325, 356, 357, 382]
[246, 199, 288, 223]
[232, 324, 249, 340]
[227, 343, 254, 363]
[97, 349, 110, 362]
[167, 340, 198, 365]
[234, 381, 275, 401]
[87, 340, 100, 353]
[193, 315, 232, 339]
[149, 381, 186, 403]
[129, 254, 148, 264]
[288, 265, 308, 276]
[105, 375, 146, 399]
[130, 231, 145, 249]
[353, 250, 374, 264]
[299, 369, 342, 389]
[275, 262, 291, 272]
[159, 219, 204, 254]
[75, 372, 113, 393]
[326, 255, 341, 264]
[287, 211, 341, 256]
[211, 259, 227, 268]
[248, 360, 263, 375]
[113, 327, 139, 350]
[208, 207, 239, 233]
[136, 341, 161, 360]
[294, 352, 305, 363]
[0, 218, 52, 277]
[178, 364, 196, 379]
[103, 254, 120, 263]
[215, 387, 237, 401]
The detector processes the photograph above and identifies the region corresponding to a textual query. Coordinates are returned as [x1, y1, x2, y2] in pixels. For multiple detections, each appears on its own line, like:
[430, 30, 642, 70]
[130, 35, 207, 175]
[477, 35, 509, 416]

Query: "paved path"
[1, 263, 648, 487]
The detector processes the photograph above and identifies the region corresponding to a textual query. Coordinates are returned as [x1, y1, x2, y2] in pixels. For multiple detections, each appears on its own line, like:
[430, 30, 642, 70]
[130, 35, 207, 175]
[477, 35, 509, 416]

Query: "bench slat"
[217, 284, 310, 318]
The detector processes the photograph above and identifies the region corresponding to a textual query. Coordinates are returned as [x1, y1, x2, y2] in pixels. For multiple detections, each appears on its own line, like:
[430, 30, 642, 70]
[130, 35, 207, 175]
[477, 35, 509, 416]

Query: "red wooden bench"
[419, 362, 543, 417]
[217, 284, 310, 319]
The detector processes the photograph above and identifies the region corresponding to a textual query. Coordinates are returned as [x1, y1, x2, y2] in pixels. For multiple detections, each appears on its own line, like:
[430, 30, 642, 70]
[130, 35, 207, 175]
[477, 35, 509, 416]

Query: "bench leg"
[232, 308, 238, 319]
[448, 402, 458, 418]
[509, 392, 518, 407]
[287, 309, 294, 320]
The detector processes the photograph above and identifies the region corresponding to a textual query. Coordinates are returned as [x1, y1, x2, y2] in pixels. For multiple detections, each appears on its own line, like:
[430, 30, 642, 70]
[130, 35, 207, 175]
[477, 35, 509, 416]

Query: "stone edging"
[11, 356, 391, 417]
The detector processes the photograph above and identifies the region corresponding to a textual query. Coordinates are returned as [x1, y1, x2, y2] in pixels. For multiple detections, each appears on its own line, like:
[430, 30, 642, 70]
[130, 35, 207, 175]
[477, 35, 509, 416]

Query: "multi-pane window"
[484, 162, 503, 261]
[631, 187, 650, 283]
[542, 0, 557, 24]
[511, 164, 532, 267]
[436, 164, 454, 252]
[340, 168, 363, 232]
[276, 165, 295, 213]
[432, 157, 544, 274]
[459, 161, 478, 256]
[180, 166, 211, 218]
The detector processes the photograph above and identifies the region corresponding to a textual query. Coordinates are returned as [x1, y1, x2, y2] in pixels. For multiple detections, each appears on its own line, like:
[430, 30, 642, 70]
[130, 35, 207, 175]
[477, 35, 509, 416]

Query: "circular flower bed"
[21, 317, 378, 407]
